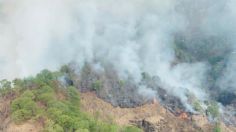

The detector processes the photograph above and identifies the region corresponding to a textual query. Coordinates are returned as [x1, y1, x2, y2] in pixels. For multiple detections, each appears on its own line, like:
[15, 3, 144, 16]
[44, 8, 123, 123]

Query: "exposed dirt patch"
[80, 92, 236, 132]
[80, 92, 163, 125]
[1, 91, 236, 132]
[5, 120, 43, 132]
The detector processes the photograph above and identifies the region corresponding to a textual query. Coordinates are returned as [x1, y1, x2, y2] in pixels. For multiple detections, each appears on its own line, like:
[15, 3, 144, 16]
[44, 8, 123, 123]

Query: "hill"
[0, 69, 236, 132]
[0, 70, 140, 132]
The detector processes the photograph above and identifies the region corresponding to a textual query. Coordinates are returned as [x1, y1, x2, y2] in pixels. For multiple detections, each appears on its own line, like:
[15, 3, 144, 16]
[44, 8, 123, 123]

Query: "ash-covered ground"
[62, 56, 236, 126]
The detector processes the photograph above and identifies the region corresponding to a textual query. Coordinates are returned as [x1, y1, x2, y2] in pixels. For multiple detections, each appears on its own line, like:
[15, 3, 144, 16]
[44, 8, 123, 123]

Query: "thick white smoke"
[0, 0, 235, 109]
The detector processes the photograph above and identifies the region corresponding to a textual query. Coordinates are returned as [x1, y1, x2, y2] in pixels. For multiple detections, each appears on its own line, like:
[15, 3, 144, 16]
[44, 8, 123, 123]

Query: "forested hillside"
[0, 69, 141, 132]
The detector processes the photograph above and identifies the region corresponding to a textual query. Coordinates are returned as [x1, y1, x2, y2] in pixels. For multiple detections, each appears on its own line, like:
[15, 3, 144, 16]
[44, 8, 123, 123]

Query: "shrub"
[36, 86, 54, 95]
[47, 101, 68, 111]
[207, 101, 220, 119]
[38, 92, 55, 106]
[92, 80, 102, 91]
[214, 123, 221, 132]
[67, 86, 80, 106]
[11, 92, 35, 111]
[0, 79, 11, 89]
[12, 109, 31, 123]
[47, 108, 63, 120]
[11, 90, 38, 123]
[34, 85, 56, 106]
[21, 90, 35, 98]
[44, 120, 64, 132]
[35, 70, 54, 85]
[11, 99, 37, 123]
[57, 114, 74, 130]
[193, 101, 203, 113]
[0, 79, 12, 96]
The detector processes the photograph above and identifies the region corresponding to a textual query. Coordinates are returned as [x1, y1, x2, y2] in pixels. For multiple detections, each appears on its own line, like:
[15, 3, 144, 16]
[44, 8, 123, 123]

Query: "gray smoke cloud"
[0, 0, 236, 110]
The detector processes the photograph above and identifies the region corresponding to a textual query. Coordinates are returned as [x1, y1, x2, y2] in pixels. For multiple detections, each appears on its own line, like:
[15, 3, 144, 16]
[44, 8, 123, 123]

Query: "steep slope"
[1, 69, 236, 132]
[1, 91, 236, 132]
[0, 70, 141, 132]
[80, 92, 236, 132]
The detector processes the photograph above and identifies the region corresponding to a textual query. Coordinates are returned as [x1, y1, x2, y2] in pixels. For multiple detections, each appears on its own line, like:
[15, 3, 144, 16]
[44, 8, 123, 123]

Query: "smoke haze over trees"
[0, 0, 236, 114]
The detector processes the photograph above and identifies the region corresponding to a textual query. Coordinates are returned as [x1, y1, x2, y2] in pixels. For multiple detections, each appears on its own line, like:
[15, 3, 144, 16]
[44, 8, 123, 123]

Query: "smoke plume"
[0, 0, 236, 111]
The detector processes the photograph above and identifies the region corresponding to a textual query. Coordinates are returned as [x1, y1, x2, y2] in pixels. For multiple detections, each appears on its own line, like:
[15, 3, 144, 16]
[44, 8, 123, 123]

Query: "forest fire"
[178, 112, 189, 120]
